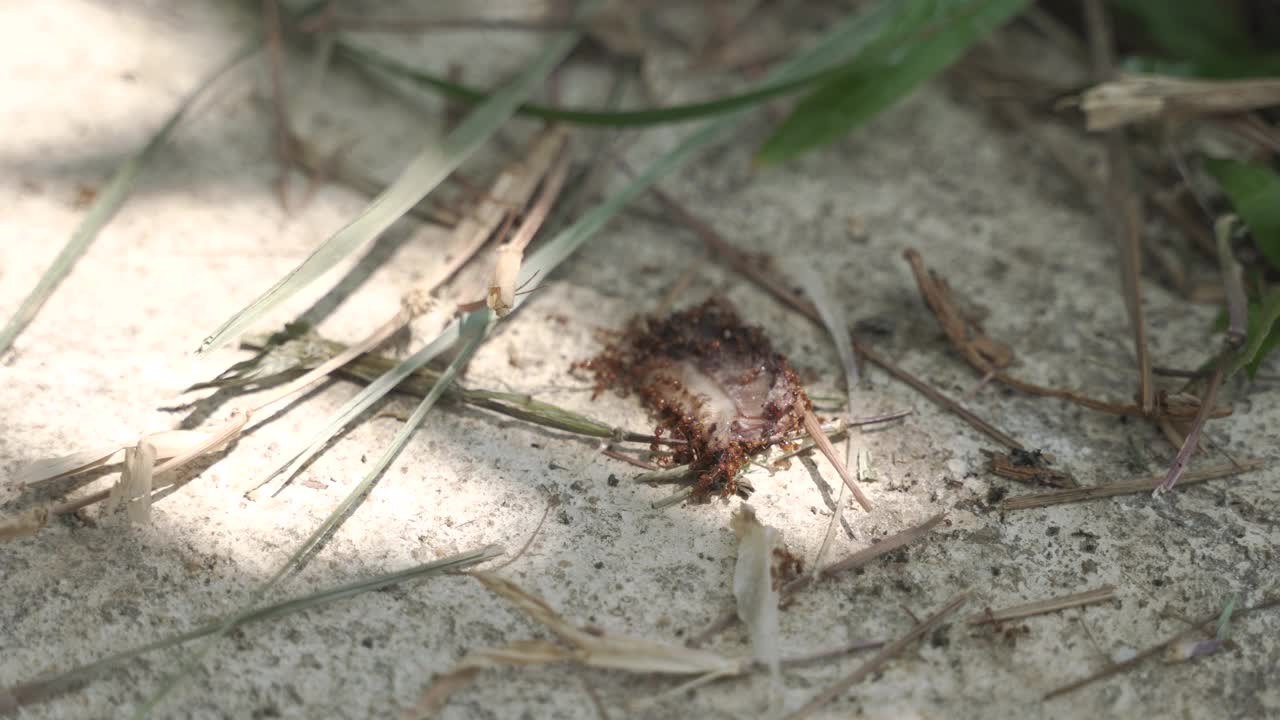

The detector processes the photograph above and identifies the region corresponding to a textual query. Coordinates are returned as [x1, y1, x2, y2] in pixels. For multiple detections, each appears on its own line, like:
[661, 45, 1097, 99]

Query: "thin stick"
[1156, 366, 1223, 493]
[802, 409, 872, 512]
[264, 0, 294, 211]
[1045, 596, 1280, 700]
[810, 512, 945, 586]
[968, 586, 1115, 625]
[1001, 459, 1263, 510]
[1084, 0, 1153, 414]
[783, 592, 969, 719]
[646, 186, 1025, 450]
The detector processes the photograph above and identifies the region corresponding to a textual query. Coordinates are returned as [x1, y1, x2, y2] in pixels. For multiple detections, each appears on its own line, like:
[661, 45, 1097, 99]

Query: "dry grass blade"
[433, 127, 568, 298]
[413, 572, 746, 717]
[1083, 0, 1153, 415]
[968, 586, 1115, 625]
[1079, 75, 1280, 131]
[13, 430, 218, 487]
[1155, 367, 1222, 494]
[0, 43, 256, 355]
[1001, 459, 1264, 510]
[4, 426, 247, 540]
[485, 135, 571, 316]
[784, 592, 968, 719]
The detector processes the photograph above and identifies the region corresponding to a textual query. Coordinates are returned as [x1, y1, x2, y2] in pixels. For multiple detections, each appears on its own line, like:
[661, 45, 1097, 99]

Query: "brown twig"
[647, 186, 1025, 450]
[1000, 459, 1264, 510]
[1045, 596, 1280, 700]
[802, 409, 872, 512]
[783, 592, 969, 719]
[1084, 0, 1154, 415]
[1156, 366, 1223, 493]
[968, 585, 1115, 625]
[903, 249, 1222, 421]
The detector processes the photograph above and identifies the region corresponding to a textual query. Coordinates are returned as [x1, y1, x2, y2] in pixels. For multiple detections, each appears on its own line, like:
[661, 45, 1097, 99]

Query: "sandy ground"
[2, 2, 1278, 719]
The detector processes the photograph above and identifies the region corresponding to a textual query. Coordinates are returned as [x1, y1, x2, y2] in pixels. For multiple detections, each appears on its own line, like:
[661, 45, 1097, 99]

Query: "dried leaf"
[472, 572, 741, 675]
[730, 504, 783, 693]
[413, 573, 745, 715]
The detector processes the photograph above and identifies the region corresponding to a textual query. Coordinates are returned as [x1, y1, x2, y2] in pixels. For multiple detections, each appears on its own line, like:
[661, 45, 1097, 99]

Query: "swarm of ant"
[584, 299, 870, 505]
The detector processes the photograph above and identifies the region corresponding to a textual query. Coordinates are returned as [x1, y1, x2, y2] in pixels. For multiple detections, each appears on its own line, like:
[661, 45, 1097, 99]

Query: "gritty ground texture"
[2, 2, 1278, 719]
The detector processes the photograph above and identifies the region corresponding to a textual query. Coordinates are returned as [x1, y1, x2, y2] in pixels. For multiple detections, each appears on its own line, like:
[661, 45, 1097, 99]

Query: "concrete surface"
[2, 2, 1277, 719]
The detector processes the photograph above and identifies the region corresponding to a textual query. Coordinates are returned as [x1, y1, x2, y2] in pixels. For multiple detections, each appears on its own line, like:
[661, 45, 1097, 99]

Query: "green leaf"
[0, 43, 258, 355]
[194, 14, 589, 355]
[1109, 0, 1280, 78]
[755, 0, 1029, 165]
[1204, 157, 1280, 271]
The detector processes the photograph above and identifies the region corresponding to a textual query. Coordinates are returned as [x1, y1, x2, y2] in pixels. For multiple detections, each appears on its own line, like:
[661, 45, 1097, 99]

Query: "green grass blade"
[755, 0, 1029, 165]
[194, 22, 589, 356]
[134, 311, 490, 717]
[343, 44, 839, 127]
[1228, 290, 1280, 378]
[1205, 157, 1280, 271]
[1, 545, 499, 713]
[268, 319, 461, 485]
[0, 43, 258, 355]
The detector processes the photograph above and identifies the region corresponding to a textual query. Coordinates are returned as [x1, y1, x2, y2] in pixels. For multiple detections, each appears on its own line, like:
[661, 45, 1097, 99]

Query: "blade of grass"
[0, 43, 257, 355]
[134, 311, 490, 717]
[755, 0, 1029, 165]
[1226, 288, 1280, 378]
[194, 8, 591, 355]
[1205, 157, 1280, 271]
[0, 545, 500, 714]
[342, 43, 847, 127]
[252, 319, 461, 493]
